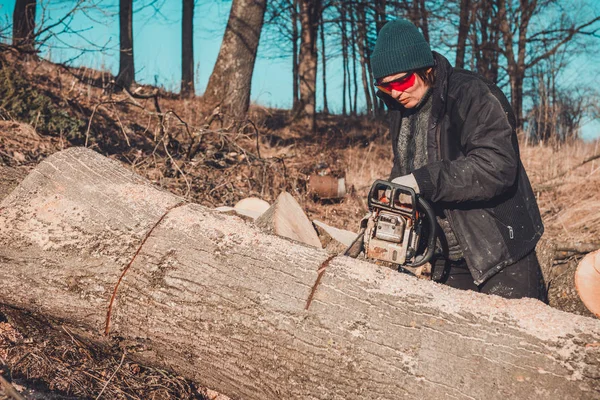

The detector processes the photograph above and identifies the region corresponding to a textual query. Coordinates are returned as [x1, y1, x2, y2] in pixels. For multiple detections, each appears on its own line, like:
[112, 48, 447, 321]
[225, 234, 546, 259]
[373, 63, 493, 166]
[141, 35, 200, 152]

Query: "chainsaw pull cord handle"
[405, 196, 437, 268]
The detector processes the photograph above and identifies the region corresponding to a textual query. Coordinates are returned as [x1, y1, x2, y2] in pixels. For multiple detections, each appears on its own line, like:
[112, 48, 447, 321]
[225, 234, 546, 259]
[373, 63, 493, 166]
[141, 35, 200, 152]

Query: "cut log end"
[575, 249, 600, 317]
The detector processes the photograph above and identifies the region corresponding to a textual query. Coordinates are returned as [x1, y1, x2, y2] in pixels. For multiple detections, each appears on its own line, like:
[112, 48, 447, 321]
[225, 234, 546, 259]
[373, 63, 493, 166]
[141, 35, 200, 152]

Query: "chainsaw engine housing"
[363, 180, 436, 277]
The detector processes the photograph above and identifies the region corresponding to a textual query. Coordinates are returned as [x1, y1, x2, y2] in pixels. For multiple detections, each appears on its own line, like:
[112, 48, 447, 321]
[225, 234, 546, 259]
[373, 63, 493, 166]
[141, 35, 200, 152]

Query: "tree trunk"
[373, 0, 386, 115]
[356, 4, 372, 116]
[350, 8, 358, 116]
[297, 0, 320, 132]
[455, 0, 470, 69]
[12, 0, 36, 53]
[181, 0, 195, 98]
[417, 0, 429, 43]
[203, 0, 266, 124]
[510, 72, 525, 128]
[292, 0, 300, 113]
[340, 5, 348, 116]
[116, 0, 135, 89]
[319, 7, 329, 114]
[1, 147, 599, 400]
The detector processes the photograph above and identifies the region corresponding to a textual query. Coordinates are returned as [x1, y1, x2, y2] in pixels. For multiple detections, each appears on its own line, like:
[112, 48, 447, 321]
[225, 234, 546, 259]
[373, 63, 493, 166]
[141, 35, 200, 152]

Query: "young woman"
[370, 19, 546, 300]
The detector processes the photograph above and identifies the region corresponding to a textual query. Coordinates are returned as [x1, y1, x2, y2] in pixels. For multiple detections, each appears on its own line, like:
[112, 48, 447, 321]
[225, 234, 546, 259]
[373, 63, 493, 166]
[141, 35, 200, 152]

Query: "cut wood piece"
[234, 197, 270, 215]
[213, 198, 270, 221]
[575, 249, 600, 318]
[255, 191, 321, 248]
[313, 219, 358, 254]
[1, 148, 600, 400]
[312, 220, 357, 247]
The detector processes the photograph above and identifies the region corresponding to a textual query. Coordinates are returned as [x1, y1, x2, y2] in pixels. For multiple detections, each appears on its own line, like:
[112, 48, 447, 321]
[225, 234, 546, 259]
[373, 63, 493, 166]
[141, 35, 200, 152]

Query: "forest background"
[1, 0, 600, 398]
[2, 0, 600, 140]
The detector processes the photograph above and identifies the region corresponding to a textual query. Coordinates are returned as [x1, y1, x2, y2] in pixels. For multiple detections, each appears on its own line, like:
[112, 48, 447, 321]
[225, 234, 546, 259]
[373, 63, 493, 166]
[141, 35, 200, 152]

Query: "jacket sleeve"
[412, 81, 518, 203]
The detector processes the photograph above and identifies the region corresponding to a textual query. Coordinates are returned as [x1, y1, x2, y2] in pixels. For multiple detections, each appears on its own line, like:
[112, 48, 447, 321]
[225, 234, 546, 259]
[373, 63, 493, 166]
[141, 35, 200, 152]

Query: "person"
[369, 18, 546, 300]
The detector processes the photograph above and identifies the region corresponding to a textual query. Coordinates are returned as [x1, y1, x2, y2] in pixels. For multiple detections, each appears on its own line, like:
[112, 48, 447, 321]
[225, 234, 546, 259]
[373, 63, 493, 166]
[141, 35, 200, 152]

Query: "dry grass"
[0, 310, 208, 400]
[522, 139, 600, 243]
[1, 51, 600, 398]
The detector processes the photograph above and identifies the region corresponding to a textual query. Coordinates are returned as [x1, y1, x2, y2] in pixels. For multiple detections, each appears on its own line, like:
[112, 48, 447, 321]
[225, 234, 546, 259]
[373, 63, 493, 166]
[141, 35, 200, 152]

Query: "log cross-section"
[0, 148, 599, 400]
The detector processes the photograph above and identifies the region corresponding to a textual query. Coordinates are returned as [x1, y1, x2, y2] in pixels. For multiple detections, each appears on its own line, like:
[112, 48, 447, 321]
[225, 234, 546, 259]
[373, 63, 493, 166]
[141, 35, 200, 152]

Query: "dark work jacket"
[380, 52, 544, 285]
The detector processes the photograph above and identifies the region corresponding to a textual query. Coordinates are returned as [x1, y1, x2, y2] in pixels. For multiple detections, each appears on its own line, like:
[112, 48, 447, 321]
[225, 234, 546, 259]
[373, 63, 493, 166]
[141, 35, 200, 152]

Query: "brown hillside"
[1, 51, 599, 399]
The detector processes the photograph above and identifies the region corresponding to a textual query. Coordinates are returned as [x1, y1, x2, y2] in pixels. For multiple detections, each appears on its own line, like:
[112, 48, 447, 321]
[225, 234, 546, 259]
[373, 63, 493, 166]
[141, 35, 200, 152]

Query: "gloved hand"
[391, 174, 420, 194]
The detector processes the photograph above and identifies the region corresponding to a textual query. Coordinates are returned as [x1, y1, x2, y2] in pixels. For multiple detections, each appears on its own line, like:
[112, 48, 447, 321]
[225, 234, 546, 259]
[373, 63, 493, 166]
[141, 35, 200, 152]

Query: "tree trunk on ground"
[1, 148, 599, 400]
[12, 0, 36, 53]
[297, 0, 320, 132]
[116, 0, 135, 89]
[181, 0, 195, 98]
[203, 0, 266, 125]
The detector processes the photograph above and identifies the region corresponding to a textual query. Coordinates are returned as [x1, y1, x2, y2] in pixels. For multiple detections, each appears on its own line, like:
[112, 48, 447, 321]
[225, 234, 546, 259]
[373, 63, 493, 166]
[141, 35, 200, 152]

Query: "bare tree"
[181, 0, 195, 98]
[472, 0, 501, 83]
[526, 45, 597, 144]
[356, 3, 373, 116]
[297, 0, 321, 131]
[455, 0, 470, 69]
[12, 0, 36, 52]
[292, 0, 301, 112]
[350, 6, 358, 115]
[116, 0, 135, 89]
[203, 0, 267, 124]
[319, 5, 329, 114]
[497, 0, 600, 128]
[338, 3, 348, 115]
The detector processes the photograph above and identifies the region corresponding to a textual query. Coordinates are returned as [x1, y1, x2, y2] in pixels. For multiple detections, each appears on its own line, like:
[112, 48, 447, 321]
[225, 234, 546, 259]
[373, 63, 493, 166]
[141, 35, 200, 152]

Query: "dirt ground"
[1, 51, 599, 399]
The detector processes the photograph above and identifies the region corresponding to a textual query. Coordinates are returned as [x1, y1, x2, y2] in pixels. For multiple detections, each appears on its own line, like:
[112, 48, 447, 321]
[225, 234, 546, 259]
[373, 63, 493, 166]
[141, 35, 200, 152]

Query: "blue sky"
[1, 0, 598, 139]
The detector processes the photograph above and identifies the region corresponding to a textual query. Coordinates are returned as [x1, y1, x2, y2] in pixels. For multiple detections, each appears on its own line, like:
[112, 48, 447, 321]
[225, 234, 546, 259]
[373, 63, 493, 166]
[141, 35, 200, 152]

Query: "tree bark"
[350, 7, 358, 116]
[116, 0, 135, 89]
[297, 0, 320, 132]
[373, 0, 386, 115]
[356, 3, 372, 116]
[319, 6, 329, 114]
[1, 148, 599, 400]
[12, 0, 36, 53]
[181, 0, 195, 98]
[340, 4, 348, 116]
[292, 0, 300, 113]
[203, 0, 266, 124]
[455, 0, 470, 69]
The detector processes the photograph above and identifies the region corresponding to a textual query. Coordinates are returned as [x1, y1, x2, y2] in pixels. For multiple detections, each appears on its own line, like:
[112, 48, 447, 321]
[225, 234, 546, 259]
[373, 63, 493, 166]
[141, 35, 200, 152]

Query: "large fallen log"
[0, 147, 599, 400]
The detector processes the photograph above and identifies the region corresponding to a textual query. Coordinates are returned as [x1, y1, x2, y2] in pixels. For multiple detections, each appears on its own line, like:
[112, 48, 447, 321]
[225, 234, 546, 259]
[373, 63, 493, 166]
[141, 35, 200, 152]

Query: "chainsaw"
[346, 180, 437, 279]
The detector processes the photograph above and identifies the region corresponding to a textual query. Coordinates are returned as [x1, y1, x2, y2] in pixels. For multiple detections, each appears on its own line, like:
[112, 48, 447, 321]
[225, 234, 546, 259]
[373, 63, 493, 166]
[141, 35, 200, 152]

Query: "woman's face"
[377, 69, 431, 108]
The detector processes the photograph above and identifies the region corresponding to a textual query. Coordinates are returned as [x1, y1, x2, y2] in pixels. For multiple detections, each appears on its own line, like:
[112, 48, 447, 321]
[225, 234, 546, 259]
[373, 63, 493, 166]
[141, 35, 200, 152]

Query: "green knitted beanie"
[370, 19, 434, 80]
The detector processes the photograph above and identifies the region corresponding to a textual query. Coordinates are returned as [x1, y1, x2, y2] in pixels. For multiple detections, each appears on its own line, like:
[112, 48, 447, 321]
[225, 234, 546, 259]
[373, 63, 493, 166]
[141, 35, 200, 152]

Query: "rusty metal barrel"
[307, 174, 346, 199]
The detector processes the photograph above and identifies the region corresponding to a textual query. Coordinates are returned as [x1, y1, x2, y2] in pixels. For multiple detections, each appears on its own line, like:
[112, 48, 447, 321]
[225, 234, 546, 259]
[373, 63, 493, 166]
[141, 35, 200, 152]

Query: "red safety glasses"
[375, 72, 416, 92]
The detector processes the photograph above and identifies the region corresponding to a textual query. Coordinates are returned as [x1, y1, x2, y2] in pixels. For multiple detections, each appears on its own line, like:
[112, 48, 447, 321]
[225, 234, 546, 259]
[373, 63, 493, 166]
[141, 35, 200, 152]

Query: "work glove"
[391, 174, 420, 194]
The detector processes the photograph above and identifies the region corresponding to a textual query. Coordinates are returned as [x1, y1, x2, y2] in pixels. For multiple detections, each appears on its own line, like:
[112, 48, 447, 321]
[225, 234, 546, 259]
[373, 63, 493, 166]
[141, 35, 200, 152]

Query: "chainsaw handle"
[405, 196, 437, 268]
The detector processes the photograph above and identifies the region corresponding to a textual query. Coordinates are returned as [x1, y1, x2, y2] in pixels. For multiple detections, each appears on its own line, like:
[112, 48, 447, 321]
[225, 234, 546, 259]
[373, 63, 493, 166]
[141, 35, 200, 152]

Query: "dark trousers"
[433, 250, 547, 302]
